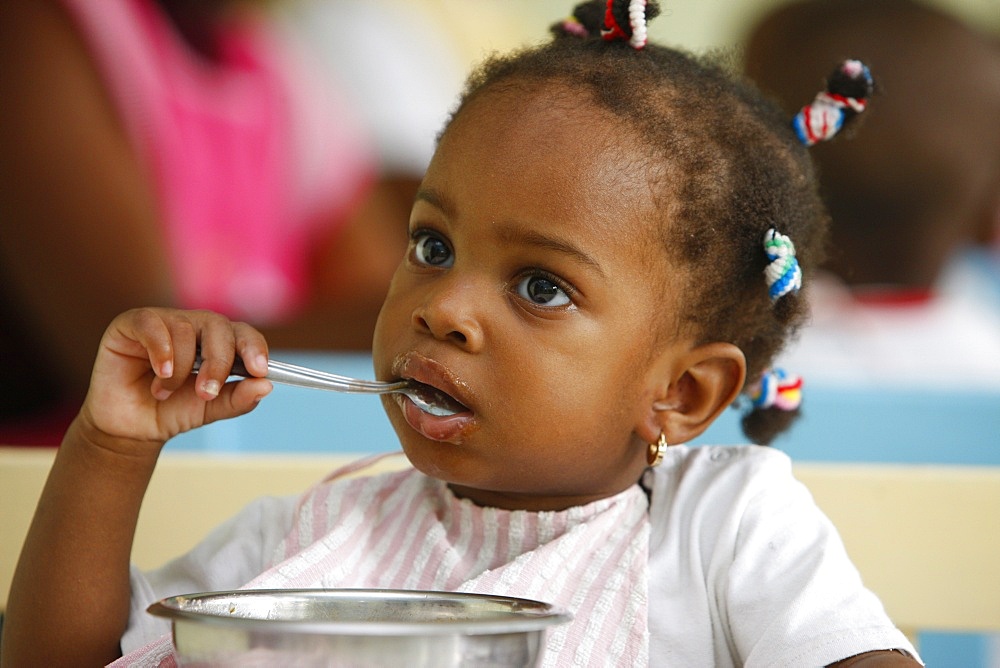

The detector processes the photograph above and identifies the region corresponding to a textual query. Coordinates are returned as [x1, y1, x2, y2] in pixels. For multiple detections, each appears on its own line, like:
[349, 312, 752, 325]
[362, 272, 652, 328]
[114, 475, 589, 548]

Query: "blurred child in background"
[743, 0, 1000, 389]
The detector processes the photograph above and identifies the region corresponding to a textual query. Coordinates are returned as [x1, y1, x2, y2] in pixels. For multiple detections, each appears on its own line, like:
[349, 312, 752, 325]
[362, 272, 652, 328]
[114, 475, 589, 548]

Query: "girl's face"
[372, 82, 689, 511]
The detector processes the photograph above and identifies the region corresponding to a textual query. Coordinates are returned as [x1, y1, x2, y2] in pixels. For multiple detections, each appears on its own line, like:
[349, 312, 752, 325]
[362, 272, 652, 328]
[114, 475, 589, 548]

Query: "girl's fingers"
[89, 307, 272, 444]
[187, 313, 238, 400]
[118, 308, 176, 379]
[151, 315, 198, 399]
[110, 307, 270, 405]
[203, 377, 273, 425]
[233, 321, 269, 378]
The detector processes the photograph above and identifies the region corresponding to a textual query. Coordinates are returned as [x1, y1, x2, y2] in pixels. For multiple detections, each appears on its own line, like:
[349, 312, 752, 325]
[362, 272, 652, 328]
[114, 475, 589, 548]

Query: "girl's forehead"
[428, 82, 673, 278]
[439, 82, 654, 203]
[454, 79, 613, 137]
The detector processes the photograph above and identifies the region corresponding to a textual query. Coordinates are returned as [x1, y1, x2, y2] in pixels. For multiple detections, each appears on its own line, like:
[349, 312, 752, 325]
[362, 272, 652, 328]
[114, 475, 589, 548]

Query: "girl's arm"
[0, 308, 272, 667]
[3, 420, 162, 666]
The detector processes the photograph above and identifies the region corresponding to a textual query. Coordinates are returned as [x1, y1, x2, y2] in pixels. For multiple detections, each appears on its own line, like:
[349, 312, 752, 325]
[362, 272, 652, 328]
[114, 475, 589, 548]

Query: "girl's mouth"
[391, 352, 477, 443]
[397, 391, 475, 443]
[405, 380, 469, 417]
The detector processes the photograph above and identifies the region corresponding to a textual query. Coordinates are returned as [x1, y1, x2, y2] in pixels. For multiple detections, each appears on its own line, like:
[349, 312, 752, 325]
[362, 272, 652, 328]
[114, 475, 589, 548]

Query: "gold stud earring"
[647, 432, 668, 467]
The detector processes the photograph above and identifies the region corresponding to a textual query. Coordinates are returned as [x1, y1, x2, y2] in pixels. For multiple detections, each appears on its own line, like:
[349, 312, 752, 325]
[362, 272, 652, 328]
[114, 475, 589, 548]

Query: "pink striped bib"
[119, 456, 650, 666]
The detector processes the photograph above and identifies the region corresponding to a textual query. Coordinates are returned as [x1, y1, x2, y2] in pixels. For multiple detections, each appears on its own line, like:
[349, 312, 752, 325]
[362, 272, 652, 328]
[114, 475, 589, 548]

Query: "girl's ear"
[636, 342, 746, 445]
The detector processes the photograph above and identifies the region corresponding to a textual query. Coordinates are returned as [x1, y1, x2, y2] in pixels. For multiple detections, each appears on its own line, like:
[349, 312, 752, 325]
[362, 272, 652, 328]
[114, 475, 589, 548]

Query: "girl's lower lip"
[398, 395, 475, 443]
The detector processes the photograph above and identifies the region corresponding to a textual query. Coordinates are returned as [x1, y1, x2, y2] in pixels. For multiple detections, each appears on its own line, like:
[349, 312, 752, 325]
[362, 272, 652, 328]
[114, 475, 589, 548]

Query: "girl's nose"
[411, 278, 485, 351]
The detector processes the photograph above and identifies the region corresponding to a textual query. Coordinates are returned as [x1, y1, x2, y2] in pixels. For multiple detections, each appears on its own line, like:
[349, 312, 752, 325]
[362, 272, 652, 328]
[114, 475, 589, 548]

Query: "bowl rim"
[147, 588, 573, 636]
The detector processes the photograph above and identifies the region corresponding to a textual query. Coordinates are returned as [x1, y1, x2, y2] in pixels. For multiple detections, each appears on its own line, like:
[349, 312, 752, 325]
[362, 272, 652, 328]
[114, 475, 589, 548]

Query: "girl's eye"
[516, 274, 572, 307]
[412, 232, 453, 267]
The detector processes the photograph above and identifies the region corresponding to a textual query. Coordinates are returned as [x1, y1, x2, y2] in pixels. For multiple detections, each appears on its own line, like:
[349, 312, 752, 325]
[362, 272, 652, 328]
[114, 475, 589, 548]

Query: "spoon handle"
[192, 353, 402, 395]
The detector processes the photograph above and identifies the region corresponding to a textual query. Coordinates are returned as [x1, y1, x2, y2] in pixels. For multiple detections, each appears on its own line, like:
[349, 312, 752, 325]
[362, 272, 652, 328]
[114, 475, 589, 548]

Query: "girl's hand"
[79, 307, 273, 448]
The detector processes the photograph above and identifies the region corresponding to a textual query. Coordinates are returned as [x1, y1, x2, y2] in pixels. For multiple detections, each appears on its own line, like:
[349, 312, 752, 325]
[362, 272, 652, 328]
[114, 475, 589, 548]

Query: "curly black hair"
[438, 1, 842, 445]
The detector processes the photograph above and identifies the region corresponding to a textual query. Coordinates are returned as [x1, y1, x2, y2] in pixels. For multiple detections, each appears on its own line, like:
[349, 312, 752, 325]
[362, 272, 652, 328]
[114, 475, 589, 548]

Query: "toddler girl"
[2, 1, 920, 665]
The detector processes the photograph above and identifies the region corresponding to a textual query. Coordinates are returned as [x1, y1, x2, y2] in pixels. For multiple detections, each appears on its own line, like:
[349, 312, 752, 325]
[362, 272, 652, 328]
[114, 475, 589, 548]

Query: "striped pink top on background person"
[57, 0, 376, 323]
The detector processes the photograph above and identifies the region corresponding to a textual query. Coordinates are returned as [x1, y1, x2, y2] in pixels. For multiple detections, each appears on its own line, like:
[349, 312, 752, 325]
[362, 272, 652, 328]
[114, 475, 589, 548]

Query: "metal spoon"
[192, 354, 465, 416]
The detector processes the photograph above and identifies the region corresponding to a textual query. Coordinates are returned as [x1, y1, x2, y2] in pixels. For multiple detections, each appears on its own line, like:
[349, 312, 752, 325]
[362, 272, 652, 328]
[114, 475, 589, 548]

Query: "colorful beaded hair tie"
[793, 59, 874, 146]
[763, 229, 802, 302]
[601, 0, 650, 49]
[749, 368, 803, 411]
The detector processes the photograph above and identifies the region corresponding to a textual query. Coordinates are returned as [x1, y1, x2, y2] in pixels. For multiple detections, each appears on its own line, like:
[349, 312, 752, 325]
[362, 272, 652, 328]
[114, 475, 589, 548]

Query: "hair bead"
[627, 0, 649, 49]
[792, 59, 874, 146]
[601, 0, 650, 49]
[749, 368, 803, 411]
[763, 229, 802, 301]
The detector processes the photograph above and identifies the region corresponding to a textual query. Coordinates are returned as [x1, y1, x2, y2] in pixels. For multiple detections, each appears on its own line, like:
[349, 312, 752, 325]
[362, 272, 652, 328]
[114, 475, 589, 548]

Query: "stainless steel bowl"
[147, 588, 572, 667]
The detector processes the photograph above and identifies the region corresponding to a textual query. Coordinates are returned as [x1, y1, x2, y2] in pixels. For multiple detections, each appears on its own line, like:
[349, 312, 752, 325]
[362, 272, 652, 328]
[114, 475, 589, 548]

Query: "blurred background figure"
[742, 0, 1000, 389]
[0, 0, 465, 443]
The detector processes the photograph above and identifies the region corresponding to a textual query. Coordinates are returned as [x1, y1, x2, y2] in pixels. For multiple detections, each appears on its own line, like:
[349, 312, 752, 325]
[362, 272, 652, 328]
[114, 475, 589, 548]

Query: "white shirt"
[124, 447, 919, 666]
[645, 445, 917, 666]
